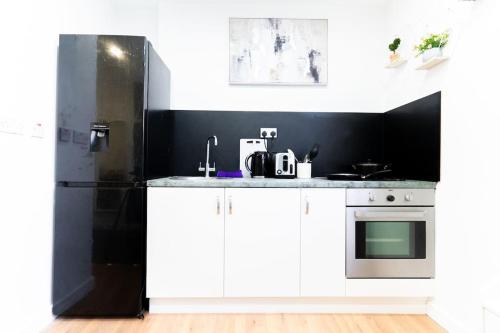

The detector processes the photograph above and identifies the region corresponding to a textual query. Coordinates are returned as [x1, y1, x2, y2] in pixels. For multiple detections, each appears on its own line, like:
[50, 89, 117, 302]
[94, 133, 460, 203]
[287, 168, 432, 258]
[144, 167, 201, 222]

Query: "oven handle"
[354, 211, 426, 220]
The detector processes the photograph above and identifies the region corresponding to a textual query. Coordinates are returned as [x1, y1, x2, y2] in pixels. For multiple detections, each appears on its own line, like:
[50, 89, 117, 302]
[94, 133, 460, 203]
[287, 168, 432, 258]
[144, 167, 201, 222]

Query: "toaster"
[273, 149, 296, 178]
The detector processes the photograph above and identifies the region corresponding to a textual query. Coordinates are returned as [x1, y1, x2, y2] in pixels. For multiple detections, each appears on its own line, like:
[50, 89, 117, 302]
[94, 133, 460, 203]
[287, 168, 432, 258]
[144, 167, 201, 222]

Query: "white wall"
[59, 0, 160, 46]
[0, 1, 58, 332]
[158, 0, 390, 112]
[0, 1, 160, 332]
[382, 1, 500, 332]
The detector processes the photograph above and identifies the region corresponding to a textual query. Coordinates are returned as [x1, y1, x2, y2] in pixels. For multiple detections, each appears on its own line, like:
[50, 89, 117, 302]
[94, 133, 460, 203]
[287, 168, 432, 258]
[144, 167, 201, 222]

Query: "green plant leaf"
[414, 31, 449, 56]
[388, 37, 401, 53]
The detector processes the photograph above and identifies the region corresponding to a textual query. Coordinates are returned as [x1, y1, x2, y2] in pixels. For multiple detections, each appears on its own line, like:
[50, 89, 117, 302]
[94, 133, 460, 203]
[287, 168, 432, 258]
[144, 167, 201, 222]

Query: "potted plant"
[388, 37, 401, 63]
[415, 31, 449, 62]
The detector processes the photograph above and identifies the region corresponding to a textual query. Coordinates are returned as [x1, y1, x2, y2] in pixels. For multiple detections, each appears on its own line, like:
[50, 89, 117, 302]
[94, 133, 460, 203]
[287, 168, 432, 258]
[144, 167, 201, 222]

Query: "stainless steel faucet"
[198, 135, 218, 177]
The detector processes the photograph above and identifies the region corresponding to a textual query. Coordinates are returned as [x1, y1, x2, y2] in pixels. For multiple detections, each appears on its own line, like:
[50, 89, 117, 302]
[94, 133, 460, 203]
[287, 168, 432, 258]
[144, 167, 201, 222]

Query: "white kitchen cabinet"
[224, 188, 301, 297]
[147, 185, 428, 303]
[300, 188, 346, 296]
[147, 187, 225, 297]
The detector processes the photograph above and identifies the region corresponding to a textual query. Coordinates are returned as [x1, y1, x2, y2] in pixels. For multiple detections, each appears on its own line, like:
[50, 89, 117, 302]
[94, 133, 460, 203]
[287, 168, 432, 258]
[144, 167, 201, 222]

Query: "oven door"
[346, 207, 434, 278]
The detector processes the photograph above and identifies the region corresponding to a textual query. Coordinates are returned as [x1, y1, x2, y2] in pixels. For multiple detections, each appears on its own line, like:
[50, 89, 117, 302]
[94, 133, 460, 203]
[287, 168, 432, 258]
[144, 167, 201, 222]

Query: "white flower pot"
[422, 47, 442, 62]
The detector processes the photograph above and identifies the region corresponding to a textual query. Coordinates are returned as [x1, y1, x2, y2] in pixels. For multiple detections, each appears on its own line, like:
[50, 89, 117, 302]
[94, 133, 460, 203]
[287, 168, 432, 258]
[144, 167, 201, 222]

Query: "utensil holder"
[297, 163, 312, 179]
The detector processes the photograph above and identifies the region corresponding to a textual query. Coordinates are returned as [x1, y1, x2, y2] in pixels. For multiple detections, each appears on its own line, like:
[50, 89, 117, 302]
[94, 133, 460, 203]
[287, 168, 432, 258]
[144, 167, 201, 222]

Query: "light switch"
[0, 116, 24, 135]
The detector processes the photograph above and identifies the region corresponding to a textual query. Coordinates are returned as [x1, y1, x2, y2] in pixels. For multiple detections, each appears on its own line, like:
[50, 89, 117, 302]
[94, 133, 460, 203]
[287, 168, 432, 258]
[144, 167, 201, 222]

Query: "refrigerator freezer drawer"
[52, 185, 145, 316]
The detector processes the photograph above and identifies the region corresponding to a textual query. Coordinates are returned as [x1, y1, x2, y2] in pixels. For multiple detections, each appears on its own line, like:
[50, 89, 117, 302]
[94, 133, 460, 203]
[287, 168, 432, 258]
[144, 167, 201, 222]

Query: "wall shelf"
[416, 56, 449, 70]
[385, 59, 407, 68]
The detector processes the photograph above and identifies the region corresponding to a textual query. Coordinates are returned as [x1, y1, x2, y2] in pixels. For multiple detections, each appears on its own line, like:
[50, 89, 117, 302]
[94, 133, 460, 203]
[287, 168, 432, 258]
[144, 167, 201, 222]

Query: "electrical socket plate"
[260, 128, 277, 139]
[30, 122, 44, 138]
[0, 116, 24, 135]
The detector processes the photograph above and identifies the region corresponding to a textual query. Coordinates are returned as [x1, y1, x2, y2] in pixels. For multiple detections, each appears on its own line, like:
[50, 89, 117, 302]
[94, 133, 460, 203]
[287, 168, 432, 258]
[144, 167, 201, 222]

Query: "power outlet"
[260, 128, 277, 139]
[30, 122, 45, 138]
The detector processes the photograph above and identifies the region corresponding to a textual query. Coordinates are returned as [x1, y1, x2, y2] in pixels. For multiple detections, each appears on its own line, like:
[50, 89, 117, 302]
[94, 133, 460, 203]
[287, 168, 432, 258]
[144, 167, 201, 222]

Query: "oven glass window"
[355, 221, 426, 259]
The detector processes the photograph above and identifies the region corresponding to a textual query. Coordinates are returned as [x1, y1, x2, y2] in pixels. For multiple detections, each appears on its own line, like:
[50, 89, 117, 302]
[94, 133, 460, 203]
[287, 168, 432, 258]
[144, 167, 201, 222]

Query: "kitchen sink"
[168, 176, 206, 180]
[168, 176, 232, 180]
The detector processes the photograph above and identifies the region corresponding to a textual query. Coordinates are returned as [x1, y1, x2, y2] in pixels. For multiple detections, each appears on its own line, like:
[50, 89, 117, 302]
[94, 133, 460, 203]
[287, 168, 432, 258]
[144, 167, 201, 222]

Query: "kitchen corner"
[145, 91, 440, 311]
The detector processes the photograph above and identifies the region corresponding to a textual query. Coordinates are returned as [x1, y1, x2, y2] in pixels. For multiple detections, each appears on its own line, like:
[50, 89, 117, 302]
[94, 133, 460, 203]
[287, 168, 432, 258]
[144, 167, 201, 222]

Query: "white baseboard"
[150, 297, 429, 314]
[427, 302, 467, 333]
[38, 314, 56, 333]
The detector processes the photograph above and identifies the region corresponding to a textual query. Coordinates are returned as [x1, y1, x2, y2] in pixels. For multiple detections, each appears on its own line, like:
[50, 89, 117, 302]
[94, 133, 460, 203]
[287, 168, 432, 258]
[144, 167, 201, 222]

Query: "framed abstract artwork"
[229, 18, 328, 85]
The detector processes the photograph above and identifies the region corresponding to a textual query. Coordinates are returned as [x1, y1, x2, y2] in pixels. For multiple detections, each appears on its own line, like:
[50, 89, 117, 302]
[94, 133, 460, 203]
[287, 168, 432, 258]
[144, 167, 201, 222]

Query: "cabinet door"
[225, 188, 300, 297]
[146, 187, 224, 297]
[300, 188, 346, 296]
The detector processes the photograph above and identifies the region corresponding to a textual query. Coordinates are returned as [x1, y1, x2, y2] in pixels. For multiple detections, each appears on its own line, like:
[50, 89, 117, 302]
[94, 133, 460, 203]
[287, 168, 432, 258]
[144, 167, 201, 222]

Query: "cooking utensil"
[360, 169, 392, 179]
[352, 160, 391, 175]
[304, 143, 320, 163]
[326, 169, 393, 181]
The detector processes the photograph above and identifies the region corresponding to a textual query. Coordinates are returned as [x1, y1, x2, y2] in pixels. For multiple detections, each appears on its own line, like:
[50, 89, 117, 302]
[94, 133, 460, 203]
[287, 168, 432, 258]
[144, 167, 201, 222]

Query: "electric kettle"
[245, 151, 270, 178]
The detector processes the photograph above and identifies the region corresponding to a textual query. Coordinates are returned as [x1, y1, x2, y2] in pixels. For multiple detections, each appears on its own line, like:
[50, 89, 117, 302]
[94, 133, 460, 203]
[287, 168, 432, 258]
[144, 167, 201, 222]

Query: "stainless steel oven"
[346, 189, 435, 278]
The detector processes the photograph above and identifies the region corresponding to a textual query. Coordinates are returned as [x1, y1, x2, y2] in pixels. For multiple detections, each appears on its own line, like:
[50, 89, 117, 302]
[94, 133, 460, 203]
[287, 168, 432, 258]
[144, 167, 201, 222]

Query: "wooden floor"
[45, 313, 447, 333]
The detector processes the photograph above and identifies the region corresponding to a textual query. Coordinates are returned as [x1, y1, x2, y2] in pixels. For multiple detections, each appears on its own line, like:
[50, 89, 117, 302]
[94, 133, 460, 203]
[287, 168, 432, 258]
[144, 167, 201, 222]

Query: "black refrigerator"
[52, 35, 170, 317]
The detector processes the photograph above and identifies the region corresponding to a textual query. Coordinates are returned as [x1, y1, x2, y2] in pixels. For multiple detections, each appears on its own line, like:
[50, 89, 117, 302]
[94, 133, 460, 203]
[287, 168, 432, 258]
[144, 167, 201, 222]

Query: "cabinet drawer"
[346, 279, 434, 297]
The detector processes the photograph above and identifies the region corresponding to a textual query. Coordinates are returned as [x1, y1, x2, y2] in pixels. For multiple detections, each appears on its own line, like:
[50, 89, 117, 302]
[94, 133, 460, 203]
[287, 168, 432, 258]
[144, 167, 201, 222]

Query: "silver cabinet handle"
[216, 196, 220, 215]
[228, 196, 233, 215]
[305, 196, 310, 215]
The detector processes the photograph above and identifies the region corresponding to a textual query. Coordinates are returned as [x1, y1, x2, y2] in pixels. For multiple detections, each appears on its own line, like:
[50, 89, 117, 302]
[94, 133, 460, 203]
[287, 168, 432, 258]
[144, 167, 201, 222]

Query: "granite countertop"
[147, 177, 436, 189]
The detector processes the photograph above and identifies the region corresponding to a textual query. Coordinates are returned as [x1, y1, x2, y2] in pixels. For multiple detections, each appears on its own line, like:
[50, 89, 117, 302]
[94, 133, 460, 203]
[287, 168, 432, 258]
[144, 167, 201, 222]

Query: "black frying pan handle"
[361, 168, 392, 179]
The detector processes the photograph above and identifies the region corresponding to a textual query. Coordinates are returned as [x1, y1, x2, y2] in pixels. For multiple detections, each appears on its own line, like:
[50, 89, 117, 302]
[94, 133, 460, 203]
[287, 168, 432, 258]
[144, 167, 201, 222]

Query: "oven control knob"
[368, 193, 375, 202]
[405, 193, 413, 201]
[386, 194, 395, 202]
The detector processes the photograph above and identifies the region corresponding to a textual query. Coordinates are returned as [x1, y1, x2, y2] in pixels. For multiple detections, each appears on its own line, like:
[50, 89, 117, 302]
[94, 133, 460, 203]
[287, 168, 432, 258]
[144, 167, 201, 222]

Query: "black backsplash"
[159, 111, 385, 178]
[384, 92, 441, 181]
[146, 109, 174, 179]
[146, 92, 441, 182]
